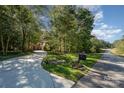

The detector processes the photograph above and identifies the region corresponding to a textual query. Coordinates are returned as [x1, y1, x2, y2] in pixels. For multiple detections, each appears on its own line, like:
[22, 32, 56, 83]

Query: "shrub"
[42, 54, 76, 65]
[42, 55, 57, 64]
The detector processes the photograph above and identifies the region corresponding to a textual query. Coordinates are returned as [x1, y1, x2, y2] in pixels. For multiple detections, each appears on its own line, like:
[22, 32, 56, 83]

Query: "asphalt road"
[74, 49, 124, 88]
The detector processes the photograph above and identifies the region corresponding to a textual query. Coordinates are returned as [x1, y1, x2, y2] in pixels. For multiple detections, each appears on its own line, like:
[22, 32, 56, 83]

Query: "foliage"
[0, 6, 42, 55]
[42, 53, 75, 65]
[112, 38, 124, 55]
[44, 6, 94, 53]
[43, 53, 101, 81]
[0, 5, 108, 56]
[90, 37, 111, 53]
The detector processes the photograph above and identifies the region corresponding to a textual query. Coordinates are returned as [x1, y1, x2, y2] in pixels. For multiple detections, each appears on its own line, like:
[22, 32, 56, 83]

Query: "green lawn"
[42, 53, 102, 82]
[0, 51, 32, 61]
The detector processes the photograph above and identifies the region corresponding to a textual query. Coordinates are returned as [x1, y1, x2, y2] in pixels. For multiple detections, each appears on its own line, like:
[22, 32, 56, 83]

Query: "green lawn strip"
[42, 53, 102, 82]
[0, 51, 32, 61]
[43, 64, 87, 81]
[80, 53, 101, 71]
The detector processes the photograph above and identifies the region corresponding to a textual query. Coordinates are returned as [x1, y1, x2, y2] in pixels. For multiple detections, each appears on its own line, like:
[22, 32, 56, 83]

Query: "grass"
[111, 48, 124, 57]
[43, 64, 85, 81]
[42, 53, 102, 82]
[81, 53, 101, 68]
[0, 51, 32, 61]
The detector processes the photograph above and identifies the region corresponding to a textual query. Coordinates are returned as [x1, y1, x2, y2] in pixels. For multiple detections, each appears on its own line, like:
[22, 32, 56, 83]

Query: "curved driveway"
[0, 52, 54, 88]
[0, 51, 74, 88]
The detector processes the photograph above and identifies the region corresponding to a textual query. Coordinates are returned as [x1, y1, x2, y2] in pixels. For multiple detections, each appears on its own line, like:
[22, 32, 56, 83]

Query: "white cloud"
[94, 11, 103, 23]
[110, 29, 122, 34]
[80, 5, 100, 12]
[100, 24, 108, 29]
[92, 23, 123, 41]
[77, 5, 103, 25]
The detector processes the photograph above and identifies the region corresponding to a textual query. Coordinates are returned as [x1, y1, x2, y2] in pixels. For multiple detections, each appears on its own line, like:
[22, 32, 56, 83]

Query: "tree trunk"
[1, 35, 5, 55]
[41, 41, 46, 50]
[60, 38, 63, 53]
[64, 36, 66, 53]
[5, 36, 10, 55]
[22, 29, 26, 52]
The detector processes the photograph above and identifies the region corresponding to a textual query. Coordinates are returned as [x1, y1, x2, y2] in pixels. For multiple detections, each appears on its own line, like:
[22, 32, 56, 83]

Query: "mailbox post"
[78, 51, 87, 63]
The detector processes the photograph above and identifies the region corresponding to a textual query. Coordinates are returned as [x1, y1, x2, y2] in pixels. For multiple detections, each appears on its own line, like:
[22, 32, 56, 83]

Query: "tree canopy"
[0, 6, 42, 55]
[44, 6, 94, 53]
[0, 5, 110, 55]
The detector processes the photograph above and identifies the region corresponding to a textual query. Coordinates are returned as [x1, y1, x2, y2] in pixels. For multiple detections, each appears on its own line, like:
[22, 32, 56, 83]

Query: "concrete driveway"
[74, 49, 124, 88]
[0, 51, 74, 88]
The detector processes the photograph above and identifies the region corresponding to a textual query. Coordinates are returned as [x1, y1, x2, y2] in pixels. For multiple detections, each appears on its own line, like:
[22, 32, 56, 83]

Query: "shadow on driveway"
[74, 49, 124, 88]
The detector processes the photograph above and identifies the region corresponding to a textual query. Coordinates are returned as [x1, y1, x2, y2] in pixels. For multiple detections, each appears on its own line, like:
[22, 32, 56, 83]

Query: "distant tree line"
[90, 37, 111, 53]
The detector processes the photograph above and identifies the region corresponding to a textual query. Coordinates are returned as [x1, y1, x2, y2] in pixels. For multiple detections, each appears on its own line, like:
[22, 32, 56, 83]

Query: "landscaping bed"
[42, 53, 102, 82]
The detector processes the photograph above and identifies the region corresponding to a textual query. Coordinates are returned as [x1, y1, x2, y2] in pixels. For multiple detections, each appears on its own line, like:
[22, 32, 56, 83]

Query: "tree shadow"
[94, 60, 124, 73]
[100, 50, 124, 63]
[0, 54, 67, 88]
[75, 69, 124, 88]
[74, 52, 124, 88]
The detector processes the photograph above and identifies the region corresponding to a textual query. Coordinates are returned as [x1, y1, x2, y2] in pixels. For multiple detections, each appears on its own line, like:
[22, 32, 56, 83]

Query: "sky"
[88, 5, 124, 43]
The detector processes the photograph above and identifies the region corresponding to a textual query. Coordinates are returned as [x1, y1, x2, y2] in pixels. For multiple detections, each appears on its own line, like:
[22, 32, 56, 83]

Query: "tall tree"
[0, 5, 42, 55]
[50, 6, 78, 53]
[0, 6, 18, 55]
[16, 6, 41, 52]
[76, 7, 94, 52]
[49, 6, 94, 53]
